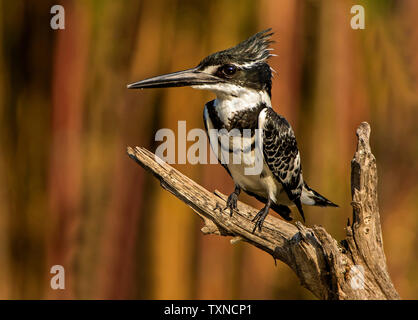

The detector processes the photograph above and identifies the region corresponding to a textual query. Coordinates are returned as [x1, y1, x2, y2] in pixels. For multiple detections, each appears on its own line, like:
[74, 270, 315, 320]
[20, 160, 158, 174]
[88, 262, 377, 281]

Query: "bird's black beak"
[127, 67, 220, 89]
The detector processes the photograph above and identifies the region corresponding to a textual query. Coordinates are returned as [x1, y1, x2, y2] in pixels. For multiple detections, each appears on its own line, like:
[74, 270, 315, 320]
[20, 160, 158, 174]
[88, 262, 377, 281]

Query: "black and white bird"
[128, 29, 338, 232]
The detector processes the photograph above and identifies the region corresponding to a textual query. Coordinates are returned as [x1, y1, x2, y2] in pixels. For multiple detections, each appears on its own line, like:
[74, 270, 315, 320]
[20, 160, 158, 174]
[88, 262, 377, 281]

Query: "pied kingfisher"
[128, 29, 338, 232]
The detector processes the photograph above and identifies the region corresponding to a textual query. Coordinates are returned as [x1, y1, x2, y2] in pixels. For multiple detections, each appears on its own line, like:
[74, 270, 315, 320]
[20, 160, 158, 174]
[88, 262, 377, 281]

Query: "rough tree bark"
[127, 122, 400, 300]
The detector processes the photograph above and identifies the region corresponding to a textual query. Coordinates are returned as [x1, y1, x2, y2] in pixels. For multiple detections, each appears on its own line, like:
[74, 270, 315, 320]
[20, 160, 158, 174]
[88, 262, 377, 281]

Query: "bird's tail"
[301, 182, 338, 207]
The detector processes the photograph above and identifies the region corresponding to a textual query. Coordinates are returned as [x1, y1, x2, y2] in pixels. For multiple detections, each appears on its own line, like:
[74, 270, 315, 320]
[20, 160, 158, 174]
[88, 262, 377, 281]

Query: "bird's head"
[127, 29, 275, 98]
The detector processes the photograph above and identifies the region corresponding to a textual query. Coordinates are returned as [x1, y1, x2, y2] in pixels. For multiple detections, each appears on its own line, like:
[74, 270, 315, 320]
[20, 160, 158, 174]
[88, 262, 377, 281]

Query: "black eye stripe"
[224, 65, 236, 74]
[216, 64, 237, 77]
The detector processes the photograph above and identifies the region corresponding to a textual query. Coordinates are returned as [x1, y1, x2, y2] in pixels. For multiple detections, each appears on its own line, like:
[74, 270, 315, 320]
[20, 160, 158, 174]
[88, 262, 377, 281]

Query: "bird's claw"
[224, 192, 239, 217]
[251, 206, 269, 233]
[214, 202, 223, 212]
[252, 219, 263, 233]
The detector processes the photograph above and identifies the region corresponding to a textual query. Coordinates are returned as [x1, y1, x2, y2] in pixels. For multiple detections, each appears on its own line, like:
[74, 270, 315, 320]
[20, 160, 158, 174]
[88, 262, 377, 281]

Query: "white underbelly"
[219, 139, 290, 205]
[228, 161, 267, 194]
[204, 106, 291, 206]
[227, 160, 290, 204]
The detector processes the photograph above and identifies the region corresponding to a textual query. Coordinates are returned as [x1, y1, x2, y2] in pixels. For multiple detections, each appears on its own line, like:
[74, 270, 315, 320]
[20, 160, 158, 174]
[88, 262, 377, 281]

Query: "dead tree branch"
[127, 122, 400, 300]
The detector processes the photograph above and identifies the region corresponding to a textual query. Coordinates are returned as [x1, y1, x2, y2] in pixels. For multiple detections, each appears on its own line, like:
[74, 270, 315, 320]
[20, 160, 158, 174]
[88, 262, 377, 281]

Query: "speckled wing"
[258, 108, 305, 220]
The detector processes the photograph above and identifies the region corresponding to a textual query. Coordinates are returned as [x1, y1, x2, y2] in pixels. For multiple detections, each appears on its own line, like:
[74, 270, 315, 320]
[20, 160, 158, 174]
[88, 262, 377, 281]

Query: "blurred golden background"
[0, 0, 417, 299]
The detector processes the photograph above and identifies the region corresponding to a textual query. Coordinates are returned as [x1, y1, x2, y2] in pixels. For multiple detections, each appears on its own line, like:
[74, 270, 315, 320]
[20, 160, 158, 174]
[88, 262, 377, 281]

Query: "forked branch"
[127, 122, 399, 300]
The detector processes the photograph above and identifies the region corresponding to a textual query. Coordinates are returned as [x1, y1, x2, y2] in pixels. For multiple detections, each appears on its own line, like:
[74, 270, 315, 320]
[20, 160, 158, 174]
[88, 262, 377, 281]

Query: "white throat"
[214, 85, 271, 125]
[193, 82, 271, 125]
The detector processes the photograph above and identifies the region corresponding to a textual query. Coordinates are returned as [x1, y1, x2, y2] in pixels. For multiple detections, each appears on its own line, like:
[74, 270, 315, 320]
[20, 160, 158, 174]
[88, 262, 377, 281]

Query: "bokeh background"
[0, 0, 417, 299]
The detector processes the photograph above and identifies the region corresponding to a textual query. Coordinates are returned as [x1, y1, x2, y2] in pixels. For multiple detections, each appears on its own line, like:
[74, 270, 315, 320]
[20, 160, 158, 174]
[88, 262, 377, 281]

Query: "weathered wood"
[127, 122, 400, 300]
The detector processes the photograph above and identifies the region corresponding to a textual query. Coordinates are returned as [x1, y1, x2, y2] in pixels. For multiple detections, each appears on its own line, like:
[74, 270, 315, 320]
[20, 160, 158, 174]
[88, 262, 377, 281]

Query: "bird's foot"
[252, 205, 270, 233]
[225, 192, 239, 217]
[214, 202, 223, 212]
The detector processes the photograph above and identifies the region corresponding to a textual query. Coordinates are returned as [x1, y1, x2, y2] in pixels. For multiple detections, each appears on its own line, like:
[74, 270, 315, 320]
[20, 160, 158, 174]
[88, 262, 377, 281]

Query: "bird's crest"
[199, 29, 274, 67]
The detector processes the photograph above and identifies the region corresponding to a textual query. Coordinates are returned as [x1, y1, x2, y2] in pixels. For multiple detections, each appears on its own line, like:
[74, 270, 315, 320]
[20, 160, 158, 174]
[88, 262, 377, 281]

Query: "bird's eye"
[221, 64, 237, 77]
